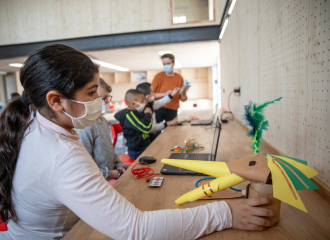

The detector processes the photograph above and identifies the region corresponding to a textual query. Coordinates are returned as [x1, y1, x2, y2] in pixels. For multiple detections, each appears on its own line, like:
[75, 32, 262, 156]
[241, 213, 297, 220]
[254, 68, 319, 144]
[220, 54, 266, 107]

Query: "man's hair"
[10, 92, 21, 98]
[125, 89, 142, 105]
[99, 78, 112, 93]
[161, 53, 175, 63]
[136, 82, 151, 96]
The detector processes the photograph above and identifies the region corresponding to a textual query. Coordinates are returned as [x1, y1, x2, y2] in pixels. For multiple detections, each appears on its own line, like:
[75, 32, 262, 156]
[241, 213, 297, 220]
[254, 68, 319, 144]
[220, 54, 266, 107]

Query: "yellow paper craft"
[160, 160, 231, 177]
[175, 174, 245, 204]
[272, 155, 318, 179]
[266, 154, 307, 212]
[161, 153, 319, 212]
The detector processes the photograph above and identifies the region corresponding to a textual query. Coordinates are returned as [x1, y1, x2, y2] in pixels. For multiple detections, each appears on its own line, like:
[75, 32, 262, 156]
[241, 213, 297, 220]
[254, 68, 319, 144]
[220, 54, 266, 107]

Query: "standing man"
[151, 53, 189, 123]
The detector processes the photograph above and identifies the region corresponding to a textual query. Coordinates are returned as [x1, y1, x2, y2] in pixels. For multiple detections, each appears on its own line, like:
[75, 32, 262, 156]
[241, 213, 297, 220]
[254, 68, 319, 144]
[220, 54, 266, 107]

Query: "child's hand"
[166, 90, 173, 95]
[171, 87, 181, 97]
[110, 170, 119, 179]
[144, 95, 150, 105]
[226, 197, 275, 231]
[167, 118, 180, 126]
[117, 167, 126, 173]
[144, 107, 152, 114]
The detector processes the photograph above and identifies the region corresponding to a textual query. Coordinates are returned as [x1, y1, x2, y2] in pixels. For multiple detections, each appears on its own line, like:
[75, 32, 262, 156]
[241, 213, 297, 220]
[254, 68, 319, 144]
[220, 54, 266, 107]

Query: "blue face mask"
[163, 64, 173, 73]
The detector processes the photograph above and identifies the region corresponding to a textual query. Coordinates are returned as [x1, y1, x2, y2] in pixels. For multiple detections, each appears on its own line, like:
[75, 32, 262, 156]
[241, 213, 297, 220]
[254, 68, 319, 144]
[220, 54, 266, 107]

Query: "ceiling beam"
[0, 25, 220, 60]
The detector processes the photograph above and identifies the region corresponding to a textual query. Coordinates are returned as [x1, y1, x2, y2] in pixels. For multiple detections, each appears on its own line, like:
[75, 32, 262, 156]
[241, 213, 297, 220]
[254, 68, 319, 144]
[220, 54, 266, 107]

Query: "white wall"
[211, 57, 221, 108]
[220, 0, 330, 186]
[0, 75, 6, 104]
[0, 0, 225, 46]
[5, 73, 17, 100]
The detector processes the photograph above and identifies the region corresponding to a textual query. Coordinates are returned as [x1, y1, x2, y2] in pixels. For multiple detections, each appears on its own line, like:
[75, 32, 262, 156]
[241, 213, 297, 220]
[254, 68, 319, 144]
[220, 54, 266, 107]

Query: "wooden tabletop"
[64, 110, 330, 240]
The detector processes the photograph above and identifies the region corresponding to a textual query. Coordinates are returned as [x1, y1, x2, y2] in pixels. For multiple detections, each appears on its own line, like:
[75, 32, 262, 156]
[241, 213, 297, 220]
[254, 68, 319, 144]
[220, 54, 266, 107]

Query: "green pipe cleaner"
[243, 97, 282, 154]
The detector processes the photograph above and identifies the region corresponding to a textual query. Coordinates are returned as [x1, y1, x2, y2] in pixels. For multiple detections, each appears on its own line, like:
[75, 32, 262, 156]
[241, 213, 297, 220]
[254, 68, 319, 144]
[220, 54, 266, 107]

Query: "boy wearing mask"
[76, 78, 128, 182]
[136, 82, 180, 140]
[114, 89, 153, 160]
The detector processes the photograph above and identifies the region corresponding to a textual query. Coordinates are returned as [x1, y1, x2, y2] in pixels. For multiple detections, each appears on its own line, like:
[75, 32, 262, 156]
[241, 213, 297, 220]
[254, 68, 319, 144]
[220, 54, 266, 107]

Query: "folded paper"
[162, 97, 319, 213]
[161, 153, 318, 212]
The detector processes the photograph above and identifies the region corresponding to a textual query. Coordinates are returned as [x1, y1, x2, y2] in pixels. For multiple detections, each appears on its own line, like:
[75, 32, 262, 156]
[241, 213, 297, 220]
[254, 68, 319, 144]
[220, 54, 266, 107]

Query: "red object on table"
[193, 103, 197, 107]
[131, 162, 160, 182]
[110, 124, 135, 166]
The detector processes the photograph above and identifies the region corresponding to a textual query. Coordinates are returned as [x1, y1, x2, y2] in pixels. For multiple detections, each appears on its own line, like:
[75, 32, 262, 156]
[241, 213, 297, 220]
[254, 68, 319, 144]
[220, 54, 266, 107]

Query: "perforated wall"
[220, 0, 330, 186]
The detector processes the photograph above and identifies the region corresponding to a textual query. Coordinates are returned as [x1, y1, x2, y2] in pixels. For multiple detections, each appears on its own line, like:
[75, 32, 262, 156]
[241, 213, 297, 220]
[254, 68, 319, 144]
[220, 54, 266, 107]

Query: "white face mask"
[63, 97, 102, 129]
[148, 96, 155, 102]
[133, 101, 145, 113]
[102, 102, 111, 114]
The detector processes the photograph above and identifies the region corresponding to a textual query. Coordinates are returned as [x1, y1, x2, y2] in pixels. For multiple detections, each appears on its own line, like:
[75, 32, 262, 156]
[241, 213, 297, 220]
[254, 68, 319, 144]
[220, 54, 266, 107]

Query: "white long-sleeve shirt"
[1, 112, 232, 240]
[150, 95, 171, 134]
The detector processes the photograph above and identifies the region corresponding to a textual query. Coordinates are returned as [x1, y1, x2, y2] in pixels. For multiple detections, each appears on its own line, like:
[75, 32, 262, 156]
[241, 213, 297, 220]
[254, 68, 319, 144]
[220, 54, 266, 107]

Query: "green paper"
[277, 155, 307, 166]
[275, 159, 319, 190]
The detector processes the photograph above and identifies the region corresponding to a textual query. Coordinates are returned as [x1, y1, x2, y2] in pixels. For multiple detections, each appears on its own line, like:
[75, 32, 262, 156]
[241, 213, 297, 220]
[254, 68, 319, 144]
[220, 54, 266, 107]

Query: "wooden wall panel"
[181, 68, 198, 80]
[111, 82, 139, 102]
[100, 73, 115, 85]
[208, 67, 212, 99]
[115, 72, 131, 84]
[147, 70, 160, 83]
[0, 0, 224, 46]
[220, 0, 330, 186]
[186, 81, 209, 100]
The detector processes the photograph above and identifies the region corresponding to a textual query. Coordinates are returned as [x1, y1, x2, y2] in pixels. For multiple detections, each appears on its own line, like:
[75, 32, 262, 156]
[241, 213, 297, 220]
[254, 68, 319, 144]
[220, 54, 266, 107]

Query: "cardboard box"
[246, 182, 281, 223]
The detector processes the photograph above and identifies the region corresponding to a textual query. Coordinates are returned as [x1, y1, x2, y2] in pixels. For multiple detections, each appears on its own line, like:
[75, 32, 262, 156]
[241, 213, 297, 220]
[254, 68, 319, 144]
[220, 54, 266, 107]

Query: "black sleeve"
[125, 112, 152, 133]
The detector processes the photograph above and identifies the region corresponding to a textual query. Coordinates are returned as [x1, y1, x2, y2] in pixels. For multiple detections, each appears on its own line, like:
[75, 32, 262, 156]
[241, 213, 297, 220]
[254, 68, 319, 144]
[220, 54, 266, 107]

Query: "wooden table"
[64, 111, 330, 240]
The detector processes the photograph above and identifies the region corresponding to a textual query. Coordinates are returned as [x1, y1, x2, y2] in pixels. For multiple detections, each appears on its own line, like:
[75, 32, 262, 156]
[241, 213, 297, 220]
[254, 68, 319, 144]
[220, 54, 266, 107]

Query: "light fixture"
[9, 63, 23, 68]
[174, 60, 182, 69]
[178, 16, 187, 23]
[228, 0, 237, 15]
[158, 51, 172, 56]
[173, 16, 186, 24]
[219, 18, 229, 39]
[92, 59, 129, 72]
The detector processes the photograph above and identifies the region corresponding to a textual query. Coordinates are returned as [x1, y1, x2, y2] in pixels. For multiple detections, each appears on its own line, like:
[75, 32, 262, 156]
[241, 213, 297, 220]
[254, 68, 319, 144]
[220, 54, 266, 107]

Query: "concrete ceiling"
[0, 41, 219, 74]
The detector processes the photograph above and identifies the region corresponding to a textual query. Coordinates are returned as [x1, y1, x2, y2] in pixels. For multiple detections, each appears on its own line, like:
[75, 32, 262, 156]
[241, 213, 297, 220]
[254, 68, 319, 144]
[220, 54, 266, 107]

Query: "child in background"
[136, 83, 180, 140]
[114, 89, 152, 160]
[76, 78, 128, 182]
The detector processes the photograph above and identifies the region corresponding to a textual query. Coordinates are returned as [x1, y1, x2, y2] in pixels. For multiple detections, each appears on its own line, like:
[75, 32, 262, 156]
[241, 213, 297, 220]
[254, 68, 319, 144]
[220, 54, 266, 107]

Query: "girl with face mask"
[0, 44, 274, 240]
[76, 78, 128, 184]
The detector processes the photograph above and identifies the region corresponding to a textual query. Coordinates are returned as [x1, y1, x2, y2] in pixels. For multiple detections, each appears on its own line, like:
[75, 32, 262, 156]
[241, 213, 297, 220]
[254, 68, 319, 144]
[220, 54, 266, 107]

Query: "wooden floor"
[64, 110, 330, 240]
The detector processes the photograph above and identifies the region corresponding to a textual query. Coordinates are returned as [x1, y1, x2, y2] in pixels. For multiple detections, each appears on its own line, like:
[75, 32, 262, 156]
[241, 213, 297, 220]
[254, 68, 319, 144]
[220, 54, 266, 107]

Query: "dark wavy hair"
[0, 44, 99, 222]
[136, 82, 151, 96]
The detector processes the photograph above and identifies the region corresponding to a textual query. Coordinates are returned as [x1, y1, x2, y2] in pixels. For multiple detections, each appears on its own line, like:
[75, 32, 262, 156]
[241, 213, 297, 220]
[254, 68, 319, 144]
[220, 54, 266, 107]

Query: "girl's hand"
[226, 197, 275, 231]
